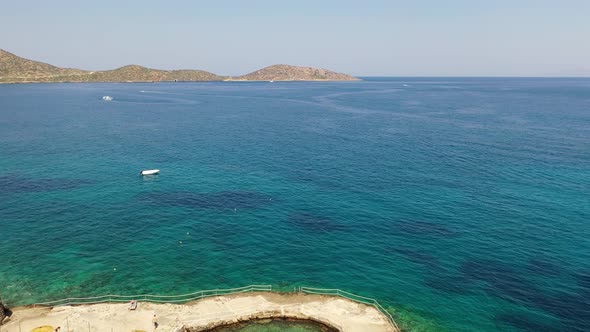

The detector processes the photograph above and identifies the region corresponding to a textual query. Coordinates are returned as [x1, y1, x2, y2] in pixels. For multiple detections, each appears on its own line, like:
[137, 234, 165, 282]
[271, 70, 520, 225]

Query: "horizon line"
[2, 49, 590, 79]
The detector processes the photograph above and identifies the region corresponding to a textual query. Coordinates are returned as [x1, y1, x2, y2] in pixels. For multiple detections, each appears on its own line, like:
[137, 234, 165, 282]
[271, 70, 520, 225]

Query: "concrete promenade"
[1, 292, 399, 332]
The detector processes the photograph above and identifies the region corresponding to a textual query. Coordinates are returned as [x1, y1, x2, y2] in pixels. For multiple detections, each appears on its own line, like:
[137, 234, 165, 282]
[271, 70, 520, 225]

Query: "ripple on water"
[575, 271, 590, 292]
[2, 79, 590, 332]
[460, 258, 541, 304]
[286, 212, 348, 232]
[526, 256, 565, 278]
[387, 246, 472, 295]
[394, 219, 459, 238]
[140, 191, 274, 210]
[387, 247, 440, 270]
[494, 312, 562, 332]
[460, 258, 590, 331]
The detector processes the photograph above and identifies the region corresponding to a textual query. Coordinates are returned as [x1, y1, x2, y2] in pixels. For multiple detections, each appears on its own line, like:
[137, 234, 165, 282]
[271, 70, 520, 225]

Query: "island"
[0, 49, 359, 83]
[227, 64, 359, 81]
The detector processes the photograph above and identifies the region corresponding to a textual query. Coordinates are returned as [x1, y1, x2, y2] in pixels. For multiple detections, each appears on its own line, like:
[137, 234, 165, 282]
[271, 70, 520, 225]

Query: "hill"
[0, 49, 88, 81]
[232, 64, 358, 81]
[0, 49, 357, 83]
[0, 50, 223, 83]
[81, 65, 222, 82]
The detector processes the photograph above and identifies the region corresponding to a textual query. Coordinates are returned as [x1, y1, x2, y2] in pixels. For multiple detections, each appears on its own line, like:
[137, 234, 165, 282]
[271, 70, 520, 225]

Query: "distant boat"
[269, 80, 274, 83]
[102, 96, 113, 101]
[140, 169, 160, 176]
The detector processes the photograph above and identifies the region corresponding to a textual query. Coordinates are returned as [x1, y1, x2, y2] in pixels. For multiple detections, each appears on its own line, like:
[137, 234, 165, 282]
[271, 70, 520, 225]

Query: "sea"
[0, 78, 589, 332]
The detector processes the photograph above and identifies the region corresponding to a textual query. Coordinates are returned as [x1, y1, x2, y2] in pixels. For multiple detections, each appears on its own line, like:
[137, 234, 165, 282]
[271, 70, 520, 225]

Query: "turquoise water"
[0, 78, 589, 331]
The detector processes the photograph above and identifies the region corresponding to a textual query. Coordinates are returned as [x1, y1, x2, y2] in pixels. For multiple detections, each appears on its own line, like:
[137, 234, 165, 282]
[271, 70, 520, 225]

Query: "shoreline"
[1, 49, 360, 84]
[0, 78, 361, 84]
[1, 292, 399, 332]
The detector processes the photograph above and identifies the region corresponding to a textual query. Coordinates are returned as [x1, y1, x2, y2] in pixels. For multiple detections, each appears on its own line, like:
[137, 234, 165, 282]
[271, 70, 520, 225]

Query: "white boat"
[102, 96, 113, 101]
[140, 169, 160, 176]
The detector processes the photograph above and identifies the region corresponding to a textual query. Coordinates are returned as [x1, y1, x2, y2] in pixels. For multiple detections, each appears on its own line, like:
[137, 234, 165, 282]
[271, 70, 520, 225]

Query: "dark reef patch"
[574, 271, 590, 292]
[78, 271, 117, 291]
[461, 258, 590, 331]
[388, 246, 471, 294]
[526, 256, 564, 278]
[495, 312, 562, 332]
[56, 270, 118, 301]
[540, 293, 590, 332]
[287, 212, 347, 232]
[141, 191, 273, 210]
[424, 274, 472, 295]
[460, 259, 518, 282]
[460, 258, 542, 305]
[0, 174, 92, 194]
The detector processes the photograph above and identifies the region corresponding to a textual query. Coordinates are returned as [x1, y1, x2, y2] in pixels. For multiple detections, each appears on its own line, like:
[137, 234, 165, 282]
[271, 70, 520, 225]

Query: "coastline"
[222, 78, 362, 82]
[1, 292, 399, 332]
[0, 78, 361, 84]
[0, 49, 359, 84]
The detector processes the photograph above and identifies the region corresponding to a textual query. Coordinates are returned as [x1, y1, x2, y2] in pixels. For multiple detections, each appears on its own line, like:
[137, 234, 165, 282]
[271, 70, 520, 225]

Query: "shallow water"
[213, 319, 330, 332]
[1, 78, 589, 331]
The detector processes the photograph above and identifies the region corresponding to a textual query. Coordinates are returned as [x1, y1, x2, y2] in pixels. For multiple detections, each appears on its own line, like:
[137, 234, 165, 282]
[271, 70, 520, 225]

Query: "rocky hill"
[0, 49, 87, 81]
[0, 49, 357, 83]
[0, 50, 222, 83]
[80, 65, 222, 82]
[233, 64, 358, 81]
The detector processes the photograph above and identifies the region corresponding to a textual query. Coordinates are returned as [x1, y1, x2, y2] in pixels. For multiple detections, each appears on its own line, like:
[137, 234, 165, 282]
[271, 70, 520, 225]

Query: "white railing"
[32, 284, 272, 307]
[299, 286, 401, 332]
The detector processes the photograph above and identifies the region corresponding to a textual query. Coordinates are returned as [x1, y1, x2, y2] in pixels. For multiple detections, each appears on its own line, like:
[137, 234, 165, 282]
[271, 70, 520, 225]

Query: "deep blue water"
[1, 78, 589, 331]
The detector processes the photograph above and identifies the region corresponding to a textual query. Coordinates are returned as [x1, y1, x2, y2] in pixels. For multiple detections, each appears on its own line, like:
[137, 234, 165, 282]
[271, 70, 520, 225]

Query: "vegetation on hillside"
[0, 49, 87, 80]
[0, 49, 357, 83]
[233, 64, 358, 81]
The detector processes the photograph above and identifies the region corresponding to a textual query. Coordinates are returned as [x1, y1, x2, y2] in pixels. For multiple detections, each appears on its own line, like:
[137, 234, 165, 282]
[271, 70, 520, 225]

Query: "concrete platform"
[1, 292, 399, 332]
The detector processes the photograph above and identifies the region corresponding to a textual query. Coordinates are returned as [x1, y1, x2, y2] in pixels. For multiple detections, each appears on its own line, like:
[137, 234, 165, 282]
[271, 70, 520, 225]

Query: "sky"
[1, 0, 589, 76]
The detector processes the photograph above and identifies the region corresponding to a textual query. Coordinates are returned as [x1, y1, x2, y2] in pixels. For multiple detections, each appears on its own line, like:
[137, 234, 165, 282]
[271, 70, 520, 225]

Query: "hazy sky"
[1, 0, 589, 76]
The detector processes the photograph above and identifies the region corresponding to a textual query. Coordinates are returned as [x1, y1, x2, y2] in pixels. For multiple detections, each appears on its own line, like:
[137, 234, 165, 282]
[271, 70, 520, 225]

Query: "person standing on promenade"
[152, 313, 159, 329]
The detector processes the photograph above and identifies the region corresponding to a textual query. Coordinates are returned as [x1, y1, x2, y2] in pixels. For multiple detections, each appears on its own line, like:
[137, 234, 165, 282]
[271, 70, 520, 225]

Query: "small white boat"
[140, 169, 160, 176]
[102, 96, 113, 101]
